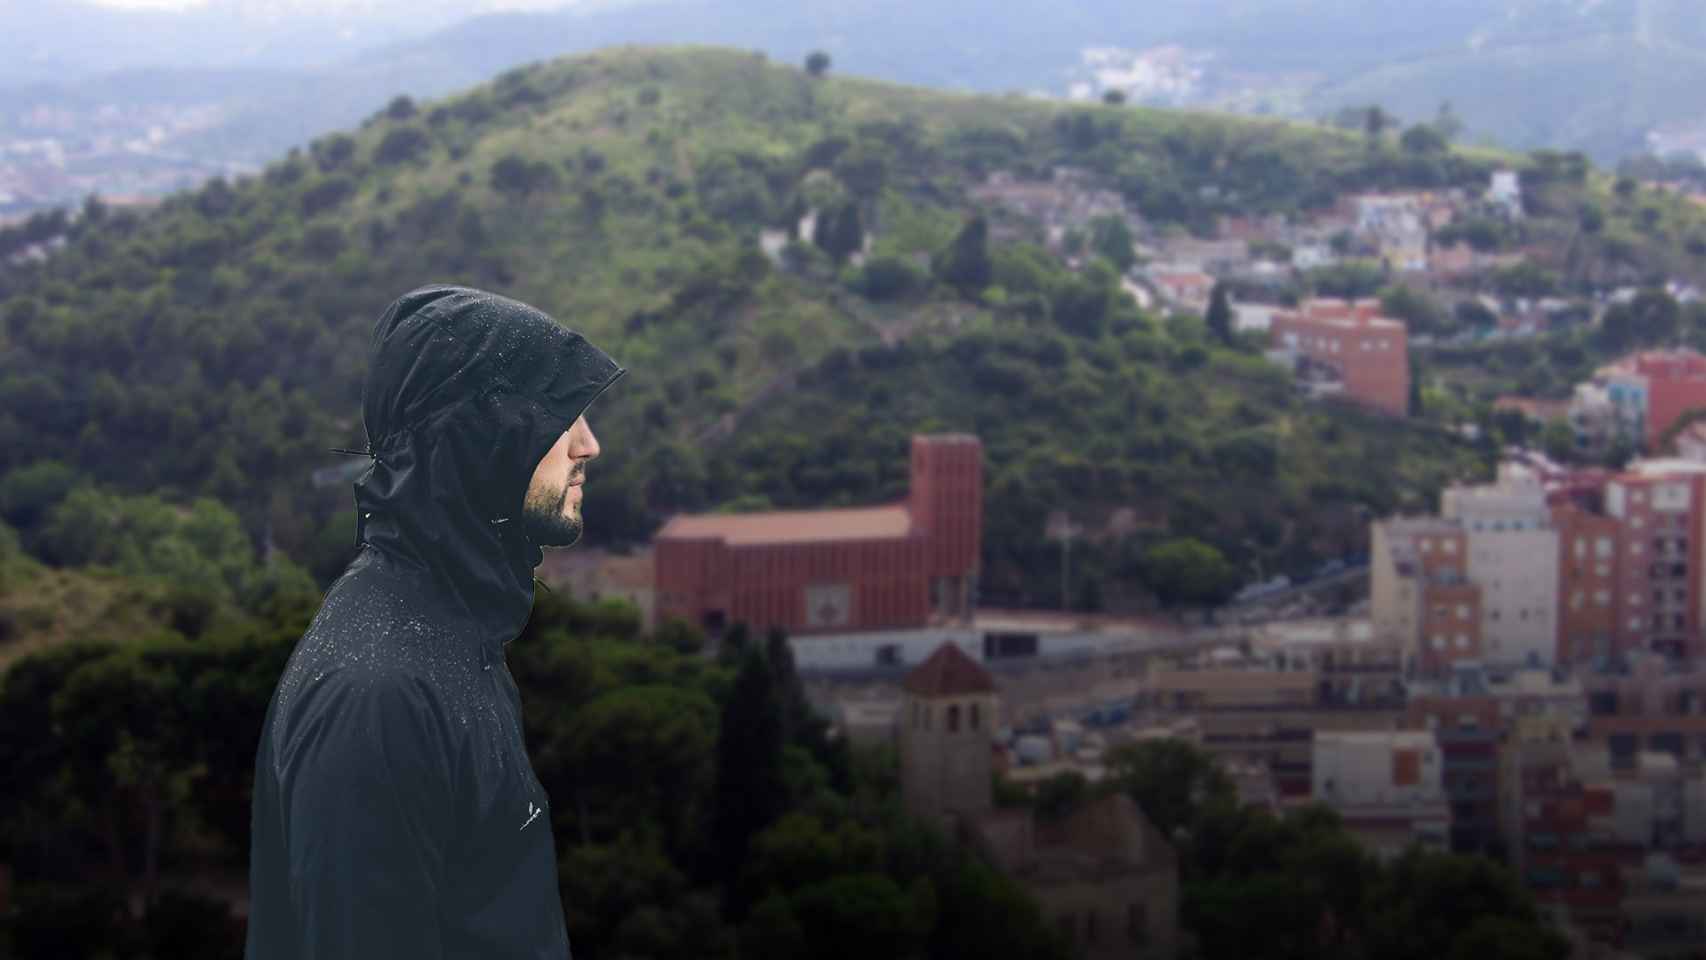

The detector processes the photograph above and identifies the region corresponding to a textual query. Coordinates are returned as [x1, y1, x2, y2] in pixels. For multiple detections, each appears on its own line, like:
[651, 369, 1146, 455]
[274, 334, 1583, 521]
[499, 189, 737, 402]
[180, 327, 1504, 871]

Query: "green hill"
[0, 45, 1502, 608]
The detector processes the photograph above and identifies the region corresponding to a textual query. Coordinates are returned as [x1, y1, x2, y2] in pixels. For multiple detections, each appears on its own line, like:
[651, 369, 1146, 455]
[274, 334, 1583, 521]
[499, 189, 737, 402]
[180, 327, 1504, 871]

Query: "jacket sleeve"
[284, 673, 457, 960]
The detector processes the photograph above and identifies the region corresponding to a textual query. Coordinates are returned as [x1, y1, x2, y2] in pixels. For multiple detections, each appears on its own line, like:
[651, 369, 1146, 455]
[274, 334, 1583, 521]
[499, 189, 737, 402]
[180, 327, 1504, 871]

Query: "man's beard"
[521, 480, 583, 548]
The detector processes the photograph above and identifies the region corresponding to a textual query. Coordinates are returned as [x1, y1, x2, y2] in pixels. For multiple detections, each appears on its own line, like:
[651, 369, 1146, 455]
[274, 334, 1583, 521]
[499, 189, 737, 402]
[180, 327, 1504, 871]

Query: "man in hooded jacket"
[244, 284, 626, 959]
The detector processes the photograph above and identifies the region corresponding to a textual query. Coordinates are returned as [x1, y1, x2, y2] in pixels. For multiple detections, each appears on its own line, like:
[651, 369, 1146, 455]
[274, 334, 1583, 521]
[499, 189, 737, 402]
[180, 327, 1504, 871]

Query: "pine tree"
[765, 627, 807, 745]
[1205, 282, 1235, 344]
[940, 215, 992, 296]
[713, 646, 786, 916]
[813, 201, 864, 264]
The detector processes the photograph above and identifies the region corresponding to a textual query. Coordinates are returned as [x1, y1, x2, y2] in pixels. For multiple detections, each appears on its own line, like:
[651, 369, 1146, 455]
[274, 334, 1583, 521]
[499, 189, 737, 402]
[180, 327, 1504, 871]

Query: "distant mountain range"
[3, 0, 1705, 210]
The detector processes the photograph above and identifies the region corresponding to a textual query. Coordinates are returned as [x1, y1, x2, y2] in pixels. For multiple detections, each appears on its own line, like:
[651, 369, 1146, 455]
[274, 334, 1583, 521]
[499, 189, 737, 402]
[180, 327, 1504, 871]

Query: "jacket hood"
[348, 284, 626, 655]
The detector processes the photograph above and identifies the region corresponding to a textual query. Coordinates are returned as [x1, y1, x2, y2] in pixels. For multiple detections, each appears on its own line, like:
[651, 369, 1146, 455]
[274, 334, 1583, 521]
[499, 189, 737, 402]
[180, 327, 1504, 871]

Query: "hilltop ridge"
[0, 45, 1590, 606]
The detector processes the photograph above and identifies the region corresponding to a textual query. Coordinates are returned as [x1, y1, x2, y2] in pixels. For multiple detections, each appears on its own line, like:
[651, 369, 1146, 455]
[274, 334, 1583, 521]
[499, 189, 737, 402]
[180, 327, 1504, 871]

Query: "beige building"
[1370, 517, 1486, 676]
[1244, 618, 1405, 706]
[898, 643, 1180, 960]
[1140, 645, 1404, 800]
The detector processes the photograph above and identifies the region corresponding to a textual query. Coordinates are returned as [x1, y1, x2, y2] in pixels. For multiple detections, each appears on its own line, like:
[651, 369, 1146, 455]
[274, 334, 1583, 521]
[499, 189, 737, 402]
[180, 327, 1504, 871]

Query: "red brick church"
[653, 434, 982, 637]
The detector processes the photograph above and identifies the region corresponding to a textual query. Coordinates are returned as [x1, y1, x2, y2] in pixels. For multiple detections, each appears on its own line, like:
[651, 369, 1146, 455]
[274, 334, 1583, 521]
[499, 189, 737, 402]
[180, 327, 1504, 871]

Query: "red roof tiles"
[903, 642, 995, 697]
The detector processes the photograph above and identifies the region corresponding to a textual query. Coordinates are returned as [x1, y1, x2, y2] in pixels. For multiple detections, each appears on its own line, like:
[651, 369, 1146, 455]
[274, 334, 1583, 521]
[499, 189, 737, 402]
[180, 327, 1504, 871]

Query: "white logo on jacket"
[520, 801, 541, 831]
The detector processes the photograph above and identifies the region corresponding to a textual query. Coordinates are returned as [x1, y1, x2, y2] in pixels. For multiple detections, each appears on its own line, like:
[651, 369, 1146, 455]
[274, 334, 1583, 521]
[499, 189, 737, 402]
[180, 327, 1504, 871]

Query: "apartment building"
[1141, 644, 1403, 800]
[1312, 730, 1451, 859]
[1553, 501, 1623, 667]
[1571, 349, 1706, 452]
[1501, 715, 1706, 951]
[1370, 518, 1484, 676]
[1602, 463, 1706, 661]
[1376, 457, 1706, 671]
[1268, 297, 1410, 417]
[1404, 663, 1586, 856]
[1440, 464, 1560, 667]
[1582, 655, 1706, 769]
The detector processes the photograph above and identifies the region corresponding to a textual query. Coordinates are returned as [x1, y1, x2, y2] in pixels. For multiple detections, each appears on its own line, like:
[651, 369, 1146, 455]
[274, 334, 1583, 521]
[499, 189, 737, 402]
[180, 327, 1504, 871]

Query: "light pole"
[1046, 510, 1081, 612]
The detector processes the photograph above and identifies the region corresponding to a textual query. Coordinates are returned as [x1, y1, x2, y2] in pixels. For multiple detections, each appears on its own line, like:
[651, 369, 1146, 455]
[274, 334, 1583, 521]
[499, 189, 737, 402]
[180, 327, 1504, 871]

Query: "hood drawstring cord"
[490, 517, 553, 593]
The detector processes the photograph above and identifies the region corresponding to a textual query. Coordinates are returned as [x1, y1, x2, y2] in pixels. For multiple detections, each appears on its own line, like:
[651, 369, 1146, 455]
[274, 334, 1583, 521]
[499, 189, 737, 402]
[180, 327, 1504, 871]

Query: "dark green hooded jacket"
[244, 285, 626, 959]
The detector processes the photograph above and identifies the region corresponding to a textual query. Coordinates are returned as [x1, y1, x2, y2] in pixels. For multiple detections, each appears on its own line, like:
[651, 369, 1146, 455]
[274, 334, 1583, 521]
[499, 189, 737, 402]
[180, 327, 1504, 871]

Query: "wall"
[1313, 732, 1444, 806]
[899, 688, 997, 828]
[655, 435, 982, 637]
[1466, 527, 1559, 667]
[1370, 522, 1419, 651]
[1554, 506, 1621, 665]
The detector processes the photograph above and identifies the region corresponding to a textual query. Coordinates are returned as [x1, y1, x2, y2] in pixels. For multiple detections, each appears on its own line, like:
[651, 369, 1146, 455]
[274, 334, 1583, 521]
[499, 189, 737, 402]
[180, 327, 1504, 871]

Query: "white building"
[1439, 464, 1561, 668]
[1488, 170, 1524, 219]
[1291, 242, 1336, 271]
[1312, 730, 1451, 859]
[1232, 302, 1278, 333]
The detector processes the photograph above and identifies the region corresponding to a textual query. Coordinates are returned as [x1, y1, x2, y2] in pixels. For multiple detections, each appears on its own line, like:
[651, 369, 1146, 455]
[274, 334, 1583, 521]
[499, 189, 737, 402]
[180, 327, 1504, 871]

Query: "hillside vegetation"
[0, 46, 1504, 609]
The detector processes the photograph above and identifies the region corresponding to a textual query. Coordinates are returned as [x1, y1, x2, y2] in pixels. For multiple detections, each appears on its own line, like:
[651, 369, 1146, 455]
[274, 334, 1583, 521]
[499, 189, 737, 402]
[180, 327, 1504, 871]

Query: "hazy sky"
[81, 0, 585, 13]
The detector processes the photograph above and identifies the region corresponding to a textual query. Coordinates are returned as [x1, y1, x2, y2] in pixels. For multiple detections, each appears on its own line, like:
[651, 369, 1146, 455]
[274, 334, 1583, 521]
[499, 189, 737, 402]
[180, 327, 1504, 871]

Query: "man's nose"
[575, 426, 599, 461]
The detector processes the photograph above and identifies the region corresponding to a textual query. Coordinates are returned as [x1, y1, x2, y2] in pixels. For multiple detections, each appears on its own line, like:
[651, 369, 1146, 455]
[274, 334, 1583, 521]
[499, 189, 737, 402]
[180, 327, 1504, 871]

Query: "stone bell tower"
[897, 642, 997, 831]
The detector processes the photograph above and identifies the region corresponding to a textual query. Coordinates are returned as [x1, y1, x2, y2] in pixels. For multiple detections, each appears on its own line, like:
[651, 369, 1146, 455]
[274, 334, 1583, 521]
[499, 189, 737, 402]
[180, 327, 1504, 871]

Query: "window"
[1421, 539, 1433, 553]
[1432, 634, 1447, 650]
[1631, 616, 1643, 630]
[1597, 537, 1613, 558]
[1595, 589, 1610, 606]
[1457, 604, 1470, 619]
[1632, 516, 1646, 529]
[1455, 634, 1471, 650]
[1575, 537, 1587, 558]
[1443, 540, 1458, 554]
[912, 701, 920, 729]
[970, 702, 980, 730]
[947, 704, 960, 733]
[923, 705, 931, 731]
[1632, 542, 1645, 555]
[1632, 592, 1644, 606]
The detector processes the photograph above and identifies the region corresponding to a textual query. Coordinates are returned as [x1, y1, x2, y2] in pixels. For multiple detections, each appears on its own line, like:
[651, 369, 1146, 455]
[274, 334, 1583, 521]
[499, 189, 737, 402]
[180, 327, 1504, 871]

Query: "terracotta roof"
[655, 503, 912, 546]
[1155, 271, 1214, 288]
[903, 643, 995, 698]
